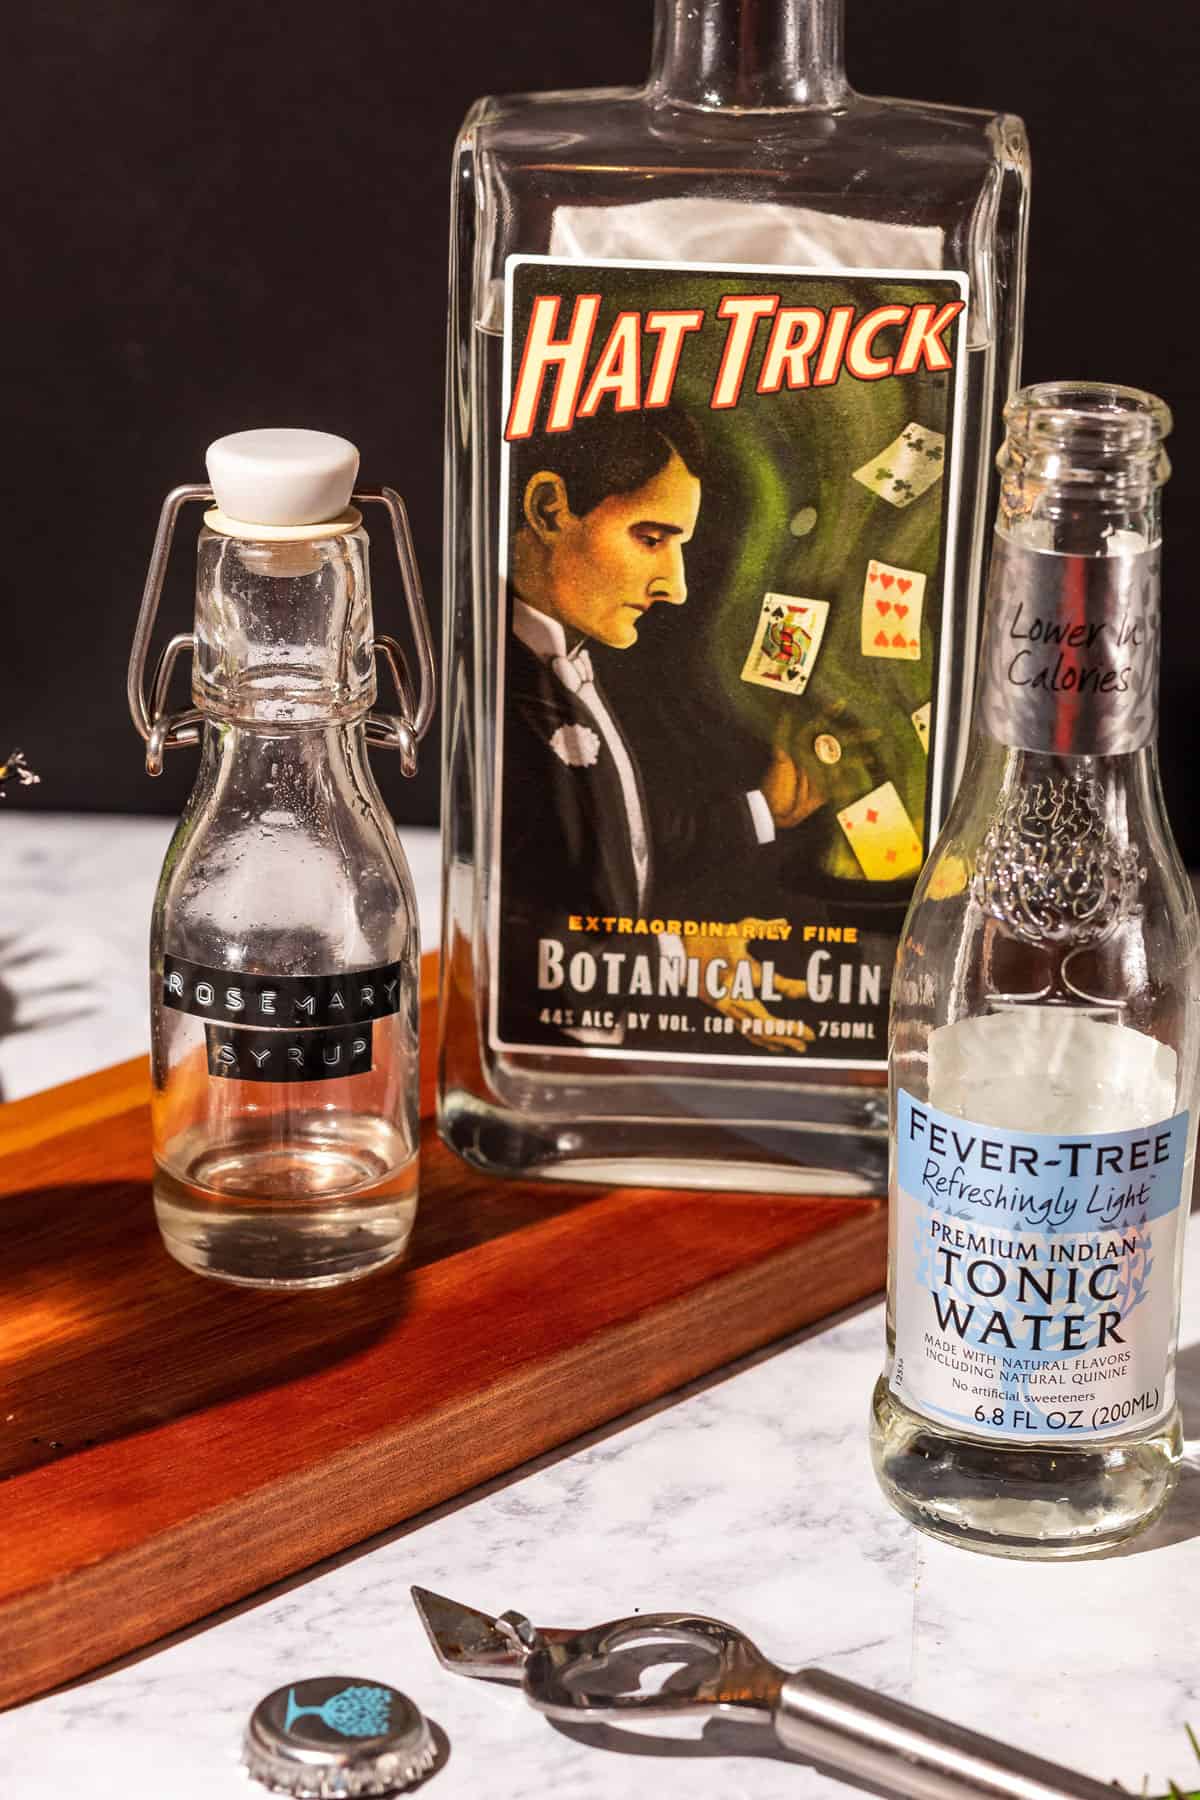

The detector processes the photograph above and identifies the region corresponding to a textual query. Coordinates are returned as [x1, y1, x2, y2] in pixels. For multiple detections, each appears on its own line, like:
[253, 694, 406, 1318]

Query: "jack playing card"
[860, 558, 925, 660]
[740, 592, 831, 695]
[911, 701, 931, 752]
[852, 421, 946, 509]
[836, 781, 923, 882]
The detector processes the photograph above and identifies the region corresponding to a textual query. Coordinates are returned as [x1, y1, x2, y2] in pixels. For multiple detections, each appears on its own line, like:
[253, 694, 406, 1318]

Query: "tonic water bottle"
[871, 382, 1200, 1555]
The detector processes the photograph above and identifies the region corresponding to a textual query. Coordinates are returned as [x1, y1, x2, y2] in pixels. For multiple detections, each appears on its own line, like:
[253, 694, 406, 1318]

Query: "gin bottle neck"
[648, 0, 848, 110]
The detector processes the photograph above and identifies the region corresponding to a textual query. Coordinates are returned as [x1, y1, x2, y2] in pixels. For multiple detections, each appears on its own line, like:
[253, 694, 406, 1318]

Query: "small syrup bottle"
[128, 429, 435, 1287]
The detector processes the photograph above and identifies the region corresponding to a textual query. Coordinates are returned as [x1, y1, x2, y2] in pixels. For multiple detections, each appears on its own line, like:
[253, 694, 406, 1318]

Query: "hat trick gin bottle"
[129, 429, 435, 1287]
[872, 384, 1200, 1555]
[440, 0, 1030, 1191]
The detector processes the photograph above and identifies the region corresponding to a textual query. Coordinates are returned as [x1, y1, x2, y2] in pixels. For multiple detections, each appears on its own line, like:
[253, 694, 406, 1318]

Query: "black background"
[4, 2, 1196, 846]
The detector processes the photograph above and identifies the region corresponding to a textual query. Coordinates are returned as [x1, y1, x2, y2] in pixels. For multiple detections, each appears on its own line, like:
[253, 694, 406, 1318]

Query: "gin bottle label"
[491, 256, 971, 1065]
[891, 1087, 1188, 1442]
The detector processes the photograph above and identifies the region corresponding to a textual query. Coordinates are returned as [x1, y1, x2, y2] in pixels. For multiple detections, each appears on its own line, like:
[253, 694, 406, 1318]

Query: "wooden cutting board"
[0, 955, 887, 1709]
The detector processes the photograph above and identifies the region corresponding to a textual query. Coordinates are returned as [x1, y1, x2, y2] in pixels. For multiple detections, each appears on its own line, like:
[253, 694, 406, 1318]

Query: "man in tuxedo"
[498, 409, 834, 1048]
[496, 403, 845, 1051]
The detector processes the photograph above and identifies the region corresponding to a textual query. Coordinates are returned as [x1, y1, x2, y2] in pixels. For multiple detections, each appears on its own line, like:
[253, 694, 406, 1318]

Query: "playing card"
[740, 592, 830, 695]
[911, 701, 931, 752]
[836, 781, 923, 882]
[852, 421, 946, 509]
[860, 558, 925, 660]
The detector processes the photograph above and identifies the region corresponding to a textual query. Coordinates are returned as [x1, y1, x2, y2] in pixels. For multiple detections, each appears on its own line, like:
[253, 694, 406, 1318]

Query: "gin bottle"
[440, 0, 1030, 1191]
[871, 383, 1200, 1555]
[129, 430, 435, 1287]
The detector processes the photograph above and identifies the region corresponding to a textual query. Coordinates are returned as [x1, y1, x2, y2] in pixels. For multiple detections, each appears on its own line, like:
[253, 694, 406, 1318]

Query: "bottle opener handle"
[774, 1669, 1120, 1800]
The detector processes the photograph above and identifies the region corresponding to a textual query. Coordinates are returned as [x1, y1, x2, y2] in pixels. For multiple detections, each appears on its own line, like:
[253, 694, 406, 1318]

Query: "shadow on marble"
[550, 1715, 914, 1800]
[0, 929, 99, 1070]
[424, 1720, 453, 1784]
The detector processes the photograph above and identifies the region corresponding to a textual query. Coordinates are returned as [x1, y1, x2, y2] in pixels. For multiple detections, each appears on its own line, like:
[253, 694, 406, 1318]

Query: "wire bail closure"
[127, 484, 436, 777]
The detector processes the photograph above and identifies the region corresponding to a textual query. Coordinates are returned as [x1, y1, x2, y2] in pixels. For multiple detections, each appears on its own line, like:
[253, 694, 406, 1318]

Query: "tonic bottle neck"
[973, 381, 1168, 759]
[647, 0, 848, 111]
[972, 530, 1162, 759]
[997, 385, 1166, 559]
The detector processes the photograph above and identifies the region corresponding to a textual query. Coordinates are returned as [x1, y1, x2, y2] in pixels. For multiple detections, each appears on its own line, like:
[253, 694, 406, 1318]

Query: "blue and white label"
[891, 1087, 1189, 1442]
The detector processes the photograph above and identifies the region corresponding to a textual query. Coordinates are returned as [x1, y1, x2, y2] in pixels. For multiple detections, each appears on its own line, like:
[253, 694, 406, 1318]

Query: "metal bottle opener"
[412, 1588, 1122, 1800]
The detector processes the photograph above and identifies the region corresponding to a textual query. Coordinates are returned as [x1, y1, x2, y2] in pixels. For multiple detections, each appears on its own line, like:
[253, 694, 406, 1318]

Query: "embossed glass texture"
[439, 0, 1030, 1191]
[151, 529, 421, 1286]
[973, 774, 1144, 952]
[872, 384, 1200, 1556]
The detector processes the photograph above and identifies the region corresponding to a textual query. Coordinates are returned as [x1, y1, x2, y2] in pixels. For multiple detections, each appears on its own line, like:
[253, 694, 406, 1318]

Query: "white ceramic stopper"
[205, 428, 360, 526]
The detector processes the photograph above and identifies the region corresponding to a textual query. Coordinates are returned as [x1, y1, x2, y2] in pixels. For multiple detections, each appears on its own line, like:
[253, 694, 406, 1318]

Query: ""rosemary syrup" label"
[891, 1087, 1188, 1442]
[162, 954, 402, 1085]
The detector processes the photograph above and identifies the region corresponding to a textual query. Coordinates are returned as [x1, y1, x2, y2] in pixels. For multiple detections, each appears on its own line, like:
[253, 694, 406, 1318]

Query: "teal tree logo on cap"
[284, 1684, 393, 1738]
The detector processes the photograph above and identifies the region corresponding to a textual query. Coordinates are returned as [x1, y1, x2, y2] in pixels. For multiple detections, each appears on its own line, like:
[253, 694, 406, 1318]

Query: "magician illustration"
[502, 410, 837, 914]
[492, 260, 968, 1060]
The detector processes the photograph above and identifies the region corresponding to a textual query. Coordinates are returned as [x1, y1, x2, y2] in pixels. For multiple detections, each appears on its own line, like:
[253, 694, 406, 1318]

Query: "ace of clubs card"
[740, 592, 831, 695]
[852, 421, 947, 509]
[836, 781, 923, 881]
[861, 558, 925, 660]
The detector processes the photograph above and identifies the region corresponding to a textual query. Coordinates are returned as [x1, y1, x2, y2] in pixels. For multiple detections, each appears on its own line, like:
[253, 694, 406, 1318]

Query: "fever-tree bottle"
[872, 383, 1200, 1555]
[440, 0, 1029, 1190]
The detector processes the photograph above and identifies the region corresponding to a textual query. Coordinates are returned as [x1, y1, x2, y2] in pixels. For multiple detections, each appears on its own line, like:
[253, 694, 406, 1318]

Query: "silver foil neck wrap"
[977, 533, 1161, 755]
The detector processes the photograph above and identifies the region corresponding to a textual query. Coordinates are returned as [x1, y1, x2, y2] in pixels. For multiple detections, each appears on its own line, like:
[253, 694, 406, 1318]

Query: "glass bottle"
[871, 382, 1200, 1556]
[440, 0, 1030, 1192]
[129, 429, 435, 1287]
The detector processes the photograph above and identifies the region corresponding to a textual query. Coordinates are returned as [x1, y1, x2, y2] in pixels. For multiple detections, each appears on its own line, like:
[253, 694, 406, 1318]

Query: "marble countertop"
[3, 814, 1200, 1799]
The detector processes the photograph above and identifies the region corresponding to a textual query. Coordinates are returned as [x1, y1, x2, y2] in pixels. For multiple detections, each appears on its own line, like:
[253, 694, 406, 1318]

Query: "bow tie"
[550, 645, 595, 694]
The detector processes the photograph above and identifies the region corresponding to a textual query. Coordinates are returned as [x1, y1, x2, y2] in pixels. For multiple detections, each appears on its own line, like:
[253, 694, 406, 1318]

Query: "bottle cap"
[242, 1677, 437, 1796]
[206, 428, 360, 527]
